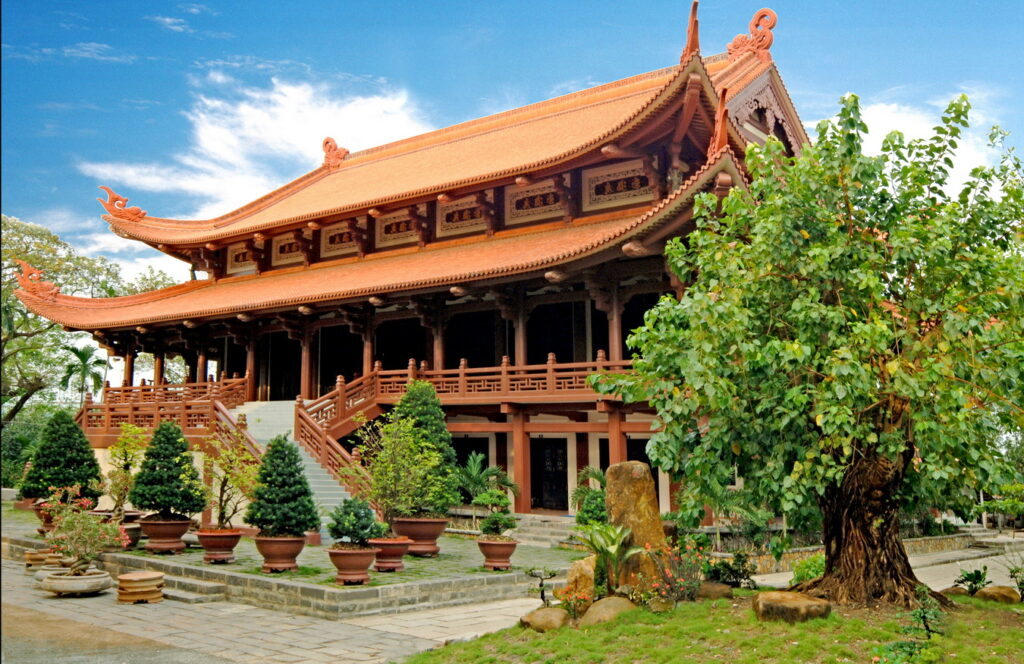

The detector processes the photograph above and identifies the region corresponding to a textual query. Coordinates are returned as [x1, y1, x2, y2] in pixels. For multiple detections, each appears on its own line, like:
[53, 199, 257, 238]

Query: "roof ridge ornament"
[97, 186, 147, 222]
[322, 137, 349, 169]
[727, 7, 777, 63]
[14, 260, 60, 302]
[708, 88, 730, 156]
[680, 0, 700, 63]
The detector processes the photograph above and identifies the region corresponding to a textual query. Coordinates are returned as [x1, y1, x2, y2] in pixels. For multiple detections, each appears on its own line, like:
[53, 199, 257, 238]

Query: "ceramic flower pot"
[367, 537, 411, 572]
[327, 547, 380, 585]
[139, 519, 190, 553]
[391, 517, 447, 557]
[477, 538, 518, 570]
[39, 569, 113, 596]
[23, 549, 53, 573]
[122, 523, 142, 548]
[35, 563, 96, 583]
[196, 529, 243, 563]
[31, 502, 55, 536]
[254, 535, 306, 572]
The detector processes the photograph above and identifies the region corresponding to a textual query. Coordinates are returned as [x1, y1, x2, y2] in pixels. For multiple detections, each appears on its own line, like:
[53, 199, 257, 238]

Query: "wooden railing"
[102, 373, 250, 409]
[293, 352, 633, 491]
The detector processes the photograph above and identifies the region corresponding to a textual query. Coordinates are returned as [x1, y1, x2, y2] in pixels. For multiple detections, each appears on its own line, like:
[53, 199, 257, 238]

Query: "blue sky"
[3, 1, 1021, 281]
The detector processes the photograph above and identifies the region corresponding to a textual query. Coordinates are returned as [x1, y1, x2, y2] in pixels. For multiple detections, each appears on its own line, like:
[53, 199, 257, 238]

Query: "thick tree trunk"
[793, 451, 948, 607]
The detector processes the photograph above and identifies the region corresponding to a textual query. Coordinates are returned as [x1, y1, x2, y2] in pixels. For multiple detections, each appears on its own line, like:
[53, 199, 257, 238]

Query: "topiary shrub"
[18, 410, 102, 501]
[393, 380, 457, 466]
[245, 435, 320, 537]
[576, 489, 608, 527]
[327, 497, 386, 548]
[129, 421, 207, 519]
[473, 489, 517, 539]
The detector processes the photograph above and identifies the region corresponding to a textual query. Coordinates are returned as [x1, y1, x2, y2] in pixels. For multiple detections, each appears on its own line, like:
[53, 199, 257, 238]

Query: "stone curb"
[2, 533, 566, 620]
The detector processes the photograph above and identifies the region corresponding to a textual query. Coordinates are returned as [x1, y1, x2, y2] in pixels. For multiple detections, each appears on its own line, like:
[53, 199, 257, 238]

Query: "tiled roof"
[20, 151, 742, 330]
[103, 53, 767, 246]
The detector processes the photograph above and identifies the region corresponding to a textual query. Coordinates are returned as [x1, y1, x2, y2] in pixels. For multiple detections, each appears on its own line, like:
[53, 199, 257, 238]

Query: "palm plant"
[59, 344, 108, 407]
[571, 466, 608, 526]
[577, 523, 643, 597]
[455, 451, 519, 529]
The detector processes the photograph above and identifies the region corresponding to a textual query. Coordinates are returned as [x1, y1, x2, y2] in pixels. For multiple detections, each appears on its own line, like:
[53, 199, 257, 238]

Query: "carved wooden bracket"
[244, 238, 265, 275]
[97, 186, 147, 222]
[345, 218, 369, 257]
[551, 174, 576, 223]
[413, 297, 445, 330]
[338, 305, 373, 337]
[490, 288, 518, 321]
[473, 192, 498, 236]
[291, 229, 314, 266]
[407, 206, 431, 247]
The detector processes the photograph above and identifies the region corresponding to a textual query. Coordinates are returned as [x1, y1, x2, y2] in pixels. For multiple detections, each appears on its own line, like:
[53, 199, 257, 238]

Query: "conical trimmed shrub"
[129, 421, 207, 519]
[19, 410, 102, 501]
[394, 380, 457, 465]
[245, 435, 320, 537]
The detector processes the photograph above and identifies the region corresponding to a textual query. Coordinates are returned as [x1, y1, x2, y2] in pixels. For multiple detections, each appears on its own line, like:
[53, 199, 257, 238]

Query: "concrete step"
[162, 575, 228, 603]
[164, 587, 225, 604]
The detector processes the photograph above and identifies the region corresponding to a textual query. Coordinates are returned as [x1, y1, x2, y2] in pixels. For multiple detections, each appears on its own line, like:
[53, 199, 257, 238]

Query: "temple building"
[16, 5, 806, 515]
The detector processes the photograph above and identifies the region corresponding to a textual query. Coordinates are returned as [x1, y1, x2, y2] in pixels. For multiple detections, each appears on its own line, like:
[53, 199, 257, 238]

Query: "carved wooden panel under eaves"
[504, 175, 568, 226]
[581, 159, 655, 212]
[225, 241, 256, 275]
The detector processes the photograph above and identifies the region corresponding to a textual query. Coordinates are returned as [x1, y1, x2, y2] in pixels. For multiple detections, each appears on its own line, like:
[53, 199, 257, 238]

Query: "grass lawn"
[404, 592, 1024, 664]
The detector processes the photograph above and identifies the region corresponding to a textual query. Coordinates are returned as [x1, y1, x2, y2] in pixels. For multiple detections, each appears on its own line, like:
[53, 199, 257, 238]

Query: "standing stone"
[605, 461, 666, 592]
[562, 555, 597, 614]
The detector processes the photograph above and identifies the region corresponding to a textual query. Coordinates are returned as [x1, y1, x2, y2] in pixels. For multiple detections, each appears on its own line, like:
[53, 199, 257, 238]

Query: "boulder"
[697, 581, 734, 600]
[563, 555, 597, 612]
[647, 596, 675, 613]
[752, 591, 831, 623]
[973, 585, 1021, 604]
[605, 461, 666, 591]
[520, 607, 570, 632]
[578, 596, 637, 627]
[940, 585, 968, 596]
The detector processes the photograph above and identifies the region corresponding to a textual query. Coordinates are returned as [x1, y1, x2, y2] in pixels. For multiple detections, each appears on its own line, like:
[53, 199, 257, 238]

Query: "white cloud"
[147, 16, 194, 33]
[62, 42, 135, 63]
[77, 75, 435, 219]
[548, 77, 603, 98]
[76, 232, 152, 255]
[33, 207, 103, 233]
[179, 3, 215, 15]
[110, 253, 194, 283]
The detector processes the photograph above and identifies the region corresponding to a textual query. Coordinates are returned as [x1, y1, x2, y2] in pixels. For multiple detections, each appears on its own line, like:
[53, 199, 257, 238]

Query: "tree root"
[789, 574, 953, 609]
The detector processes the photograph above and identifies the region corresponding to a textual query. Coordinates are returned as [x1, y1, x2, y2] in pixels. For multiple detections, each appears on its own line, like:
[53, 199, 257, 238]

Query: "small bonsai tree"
[203, 423, 260, 530]
[106, 423, 148, 523]
[19, 410, 102, 502]
[473, 489, 517, 540]
[245, 435, 320, 537]
[455, 451, 520, 529]
[46, 485, 128, 575]
[327, 497, 386, 549]
[129, 421, 207, 520]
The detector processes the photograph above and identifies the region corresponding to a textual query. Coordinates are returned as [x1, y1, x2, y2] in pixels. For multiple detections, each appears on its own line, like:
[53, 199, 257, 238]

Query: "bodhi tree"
[596, 95, 1022, 605]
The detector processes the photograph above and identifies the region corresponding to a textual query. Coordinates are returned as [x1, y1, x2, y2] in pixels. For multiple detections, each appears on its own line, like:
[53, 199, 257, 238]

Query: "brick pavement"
[1, 560, 540, 663]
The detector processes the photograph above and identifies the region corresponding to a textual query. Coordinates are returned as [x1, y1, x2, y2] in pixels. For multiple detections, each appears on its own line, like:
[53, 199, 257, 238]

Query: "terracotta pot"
[368, 537, 411, 572]
[122, 523, 142, 548]
[121, 511, 145, 524]
[15, 497, 36, 510]
[254, 535, 306, 572]
[477, 538, 518, 570]
[39, 569, 112, 596]
[88, 509, 114, 522]
[327, 547, 380, 585]
[391, 517, 447, 557]
[139, 519, 190, 553]
[31, 503, 55, 536]
[196, 529, 242, 563]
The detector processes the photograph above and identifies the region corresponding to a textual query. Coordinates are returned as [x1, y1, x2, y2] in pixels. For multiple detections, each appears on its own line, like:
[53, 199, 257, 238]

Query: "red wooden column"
[153, 352, 165, 386]
[245, 337, 257, 401]
[431, 324, 445, 370]
[513, 309, 527, 366]
[509, 407, 531, 513]
[607, 289, 624, 362]
[197, 350, 208, 383]
[606, 405, 627, 465]
[299, 326, 314, 400]
[122, 351, 135, 387]
[362, 332, 374, 377]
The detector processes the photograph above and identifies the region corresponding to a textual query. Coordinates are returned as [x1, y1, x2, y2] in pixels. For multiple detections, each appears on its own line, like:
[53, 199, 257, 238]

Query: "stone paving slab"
[1, 559, 539, 663]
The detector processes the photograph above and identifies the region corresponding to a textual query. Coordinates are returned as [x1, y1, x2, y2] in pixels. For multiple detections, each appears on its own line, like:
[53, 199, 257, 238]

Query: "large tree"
[598, 95, 1022, 605]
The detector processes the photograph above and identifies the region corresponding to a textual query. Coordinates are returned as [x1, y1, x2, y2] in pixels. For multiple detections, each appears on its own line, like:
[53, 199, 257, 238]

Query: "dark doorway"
[444, 311, 500, 369]
[530, 437, 568, 511]
[627, 437, 660, 499]
[221, 337, 247, 379]
[260, 331, 301, 401]
[318, 325, 363, 395]
[621, 293, 663, 358]
[526, 301, 588, 365]
[374, 318, 428, 370]
[452, 436, 489, 466]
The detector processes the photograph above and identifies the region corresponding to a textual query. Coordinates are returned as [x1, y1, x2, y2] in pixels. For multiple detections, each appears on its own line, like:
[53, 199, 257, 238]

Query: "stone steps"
[513, 515, 578, 548]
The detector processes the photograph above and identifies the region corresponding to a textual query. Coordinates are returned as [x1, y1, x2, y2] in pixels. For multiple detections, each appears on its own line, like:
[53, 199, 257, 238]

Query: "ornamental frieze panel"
[728, 78, 796, 150]
[581, 159, 655, 213]
[225, 241, 256, 275]
[374, 205, 427, 248]
[320, 217, 366, 258]
[504, 175, 568, 226]
[435, 190, 493, 238]
[271, 230, 311, 267]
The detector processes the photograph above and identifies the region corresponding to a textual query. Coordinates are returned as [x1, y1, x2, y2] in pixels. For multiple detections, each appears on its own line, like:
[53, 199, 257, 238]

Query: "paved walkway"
[1, 560, 540, 663]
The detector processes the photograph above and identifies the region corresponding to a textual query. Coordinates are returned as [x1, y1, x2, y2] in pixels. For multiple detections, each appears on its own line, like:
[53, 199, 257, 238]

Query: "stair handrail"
[210, 400, 263, 459]
[294, 399, 373, 500]
[304, 372, 379, 429]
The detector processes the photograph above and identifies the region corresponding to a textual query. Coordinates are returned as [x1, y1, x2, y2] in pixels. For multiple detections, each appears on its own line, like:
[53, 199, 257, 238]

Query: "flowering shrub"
[553, 585, 592, 620]
[46, 485, 129, 575]
[646, 538, 705, 602]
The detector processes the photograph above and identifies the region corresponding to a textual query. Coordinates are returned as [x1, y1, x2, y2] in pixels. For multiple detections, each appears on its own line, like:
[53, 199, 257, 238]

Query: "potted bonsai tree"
[38, 485, 129, 596]
[326, 497, 386, 584]
[245, 435, 321, 572]
[386, 381, 460, 556]
[196, 423, 259, 563]
[473, 489, 519, 570]
[96, 423, 148, 547]
[18, 410, 102, 534]
[129, 421, 208, 553]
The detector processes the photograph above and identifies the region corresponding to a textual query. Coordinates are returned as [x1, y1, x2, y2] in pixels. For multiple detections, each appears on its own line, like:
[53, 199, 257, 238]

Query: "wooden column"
[122, 351, 135, 387]
[362, 332, 374, 377]
[299, 326, 314, 400]
[153, 352, 165, 386]
[197, 350, 208, 383]
[607, 406, 626, 465]
[513, 309, 527, 366]
[245, 337, 257, 401]
[607, 289, 624, 362]
[510, 407, 531, 513]
[432, 324, 445, 370]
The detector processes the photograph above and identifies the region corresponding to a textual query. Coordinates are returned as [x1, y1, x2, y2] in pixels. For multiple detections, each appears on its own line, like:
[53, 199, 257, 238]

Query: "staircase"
[514, 513, 579, 548]
[229, 400, 351, 540]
